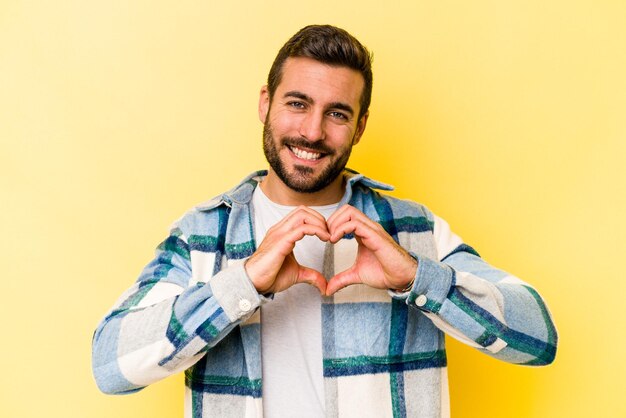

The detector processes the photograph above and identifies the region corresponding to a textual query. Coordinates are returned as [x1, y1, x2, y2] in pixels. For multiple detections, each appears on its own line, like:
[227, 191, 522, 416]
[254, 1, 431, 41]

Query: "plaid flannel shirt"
[92, 170, 557, 418]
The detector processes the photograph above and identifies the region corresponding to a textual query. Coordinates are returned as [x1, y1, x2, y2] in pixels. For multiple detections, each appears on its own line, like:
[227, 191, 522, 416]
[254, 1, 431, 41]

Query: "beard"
[262, 120, 354, 194]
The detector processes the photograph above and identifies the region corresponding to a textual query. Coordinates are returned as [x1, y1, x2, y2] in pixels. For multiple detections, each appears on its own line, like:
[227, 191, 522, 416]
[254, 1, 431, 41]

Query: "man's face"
[259, 57, 368, 193]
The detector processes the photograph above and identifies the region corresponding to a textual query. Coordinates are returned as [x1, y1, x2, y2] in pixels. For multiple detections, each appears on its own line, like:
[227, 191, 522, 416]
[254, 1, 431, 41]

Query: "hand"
[326, 205, 418, 296]
[244, 206, 330, 295]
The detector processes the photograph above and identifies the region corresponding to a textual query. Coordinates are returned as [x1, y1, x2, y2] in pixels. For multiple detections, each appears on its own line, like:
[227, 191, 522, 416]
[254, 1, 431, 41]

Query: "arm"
[401, 214, 557, 365]
[92, 204, 332, 395]
[325, 205, 557, 366]
[91, 224, 263, 395]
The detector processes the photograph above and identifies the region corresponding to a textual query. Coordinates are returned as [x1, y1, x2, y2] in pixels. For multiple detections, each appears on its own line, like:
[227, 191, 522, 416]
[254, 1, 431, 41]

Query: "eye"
[328, 111, 348, 120]
[287, 101, 306, 109]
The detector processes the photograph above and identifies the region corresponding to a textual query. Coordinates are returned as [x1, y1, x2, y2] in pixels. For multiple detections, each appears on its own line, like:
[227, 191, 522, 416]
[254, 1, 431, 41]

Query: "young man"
[93, 25, 557, 417]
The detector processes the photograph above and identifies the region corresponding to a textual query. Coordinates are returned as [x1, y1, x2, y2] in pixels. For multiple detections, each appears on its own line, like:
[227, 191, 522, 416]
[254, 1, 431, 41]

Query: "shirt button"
[238, 299, 252, 312]
[415, 295, 428, 307]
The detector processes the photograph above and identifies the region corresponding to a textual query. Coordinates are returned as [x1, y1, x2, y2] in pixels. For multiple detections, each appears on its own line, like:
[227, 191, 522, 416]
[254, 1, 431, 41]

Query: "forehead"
[277, 57, 364, 110]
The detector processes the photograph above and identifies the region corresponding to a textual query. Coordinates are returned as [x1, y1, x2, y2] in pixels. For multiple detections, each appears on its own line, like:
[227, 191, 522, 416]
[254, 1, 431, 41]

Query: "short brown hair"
[267, 25, 373, 120]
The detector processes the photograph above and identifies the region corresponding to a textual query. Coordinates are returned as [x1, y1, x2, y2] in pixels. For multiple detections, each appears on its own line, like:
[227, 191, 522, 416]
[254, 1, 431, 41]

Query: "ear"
[352, 111, 369, 145]
[258, 86, 270, 123]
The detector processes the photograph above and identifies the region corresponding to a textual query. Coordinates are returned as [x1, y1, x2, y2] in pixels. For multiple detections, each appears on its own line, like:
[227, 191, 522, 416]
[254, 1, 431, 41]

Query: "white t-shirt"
[251, 186, 339, 418]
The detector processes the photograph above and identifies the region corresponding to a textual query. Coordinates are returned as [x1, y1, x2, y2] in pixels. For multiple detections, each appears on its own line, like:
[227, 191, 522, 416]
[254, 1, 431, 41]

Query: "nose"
[298, 111, 325, 142]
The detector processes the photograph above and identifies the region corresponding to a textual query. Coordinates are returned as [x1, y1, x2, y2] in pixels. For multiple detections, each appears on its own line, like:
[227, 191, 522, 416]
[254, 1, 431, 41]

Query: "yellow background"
[1, 1, 624, 417]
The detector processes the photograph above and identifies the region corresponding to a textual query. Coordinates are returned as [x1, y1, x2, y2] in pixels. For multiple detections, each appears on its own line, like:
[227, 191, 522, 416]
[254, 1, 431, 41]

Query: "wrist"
[395, 277, 415, 293]
[244, 257, 265, 293]
[395, 254, 418, 292]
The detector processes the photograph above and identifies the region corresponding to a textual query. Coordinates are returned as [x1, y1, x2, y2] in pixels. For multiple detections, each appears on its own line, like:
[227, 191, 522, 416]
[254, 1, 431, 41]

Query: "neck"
[260, 169, 345, 206]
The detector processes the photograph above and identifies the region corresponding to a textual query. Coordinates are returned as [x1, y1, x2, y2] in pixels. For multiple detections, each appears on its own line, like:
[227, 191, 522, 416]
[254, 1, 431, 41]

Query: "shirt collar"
[195, 168, 394, 211]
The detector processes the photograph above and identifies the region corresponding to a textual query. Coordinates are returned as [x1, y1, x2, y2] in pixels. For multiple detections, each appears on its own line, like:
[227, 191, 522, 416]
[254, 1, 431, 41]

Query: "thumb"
[296, 266, 327, 295]
[325, 267, 361, 296]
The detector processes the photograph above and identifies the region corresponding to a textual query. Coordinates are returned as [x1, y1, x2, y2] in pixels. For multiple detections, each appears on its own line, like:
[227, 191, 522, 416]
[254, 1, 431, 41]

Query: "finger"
[285, 223, 331, 244]
[263, 224, 330, 259]
[250, 223, 331, 282]
[327, 205, 374, 234]
[328, 218, 381, 245]
[326, 204, 359, 230]
[325, 267, 361, 296]
[296, 266, 327, 295]
[272, 206, 330, 235]
[263, 218, 331, 255]
[284, 205, 329, 226]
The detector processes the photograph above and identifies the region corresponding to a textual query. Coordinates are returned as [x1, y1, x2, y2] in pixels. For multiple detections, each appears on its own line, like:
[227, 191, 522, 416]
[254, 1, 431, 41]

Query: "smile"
[289, 145, 323, 161]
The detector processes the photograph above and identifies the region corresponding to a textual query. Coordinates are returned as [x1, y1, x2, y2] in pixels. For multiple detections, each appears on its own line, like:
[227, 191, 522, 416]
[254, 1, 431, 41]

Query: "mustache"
[280, 137, 334, 154]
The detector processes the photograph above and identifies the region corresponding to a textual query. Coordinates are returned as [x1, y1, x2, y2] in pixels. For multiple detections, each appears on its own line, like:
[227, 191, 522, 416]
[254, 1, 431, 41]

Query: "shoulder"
[169, 170, 265, 236]
[168, 203, 229, 239]
[355, 183, 434, 219]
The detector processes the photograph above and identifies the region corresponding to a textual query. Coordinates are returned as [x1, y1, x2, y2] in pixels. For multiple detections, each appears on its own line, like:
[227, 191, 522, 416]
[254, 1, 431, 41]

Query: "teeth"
[291, 146, 321, 161]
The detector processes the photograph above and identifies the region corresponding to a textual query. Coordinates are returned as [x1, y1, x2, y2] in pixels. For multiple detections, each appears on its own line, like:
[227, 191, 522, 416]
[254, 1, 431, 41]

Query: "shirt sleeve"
[91, 225, 264, 395]
[395, 214, 557, 366]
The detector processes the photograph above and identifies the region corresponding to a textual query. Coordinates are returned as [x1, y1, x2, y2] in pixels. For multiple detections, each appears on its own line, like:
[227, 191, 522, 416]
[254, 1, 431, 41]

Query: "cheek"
[269, 110, 302, 133]
[327, 126, 357, 148]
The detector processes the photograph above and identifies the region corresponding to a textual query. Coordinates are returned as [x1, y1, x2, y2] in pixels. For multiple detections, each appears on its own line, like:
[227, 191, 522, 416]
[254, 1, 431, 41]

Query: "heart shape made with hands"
[245, 205, 417, 296]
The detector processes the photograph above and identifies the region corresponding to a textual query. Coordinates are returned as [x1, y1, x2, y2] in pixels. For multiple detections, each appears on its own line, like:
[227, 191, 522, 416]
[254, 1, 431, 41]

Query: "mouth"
[288, 145, 324, 161]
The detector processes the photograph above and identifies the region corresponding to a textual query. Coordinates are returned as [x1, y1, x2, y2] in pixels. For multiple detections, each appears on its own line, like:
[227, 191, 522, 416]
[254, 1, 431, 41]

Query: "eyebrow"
[283, 90, 355, 117]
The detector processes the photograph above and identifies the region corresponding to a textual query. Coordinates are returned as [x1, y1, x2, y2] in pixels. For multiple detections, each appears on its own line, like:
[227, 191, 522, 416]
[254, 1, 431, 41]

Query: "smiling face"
[259, 57, 368, 204]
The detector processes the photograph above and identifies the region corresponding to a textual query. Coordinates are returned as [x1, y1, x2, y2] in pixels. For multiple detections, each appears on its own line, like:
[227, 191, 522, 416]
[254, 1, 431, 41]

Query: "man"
[92, 25, 557, 417]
